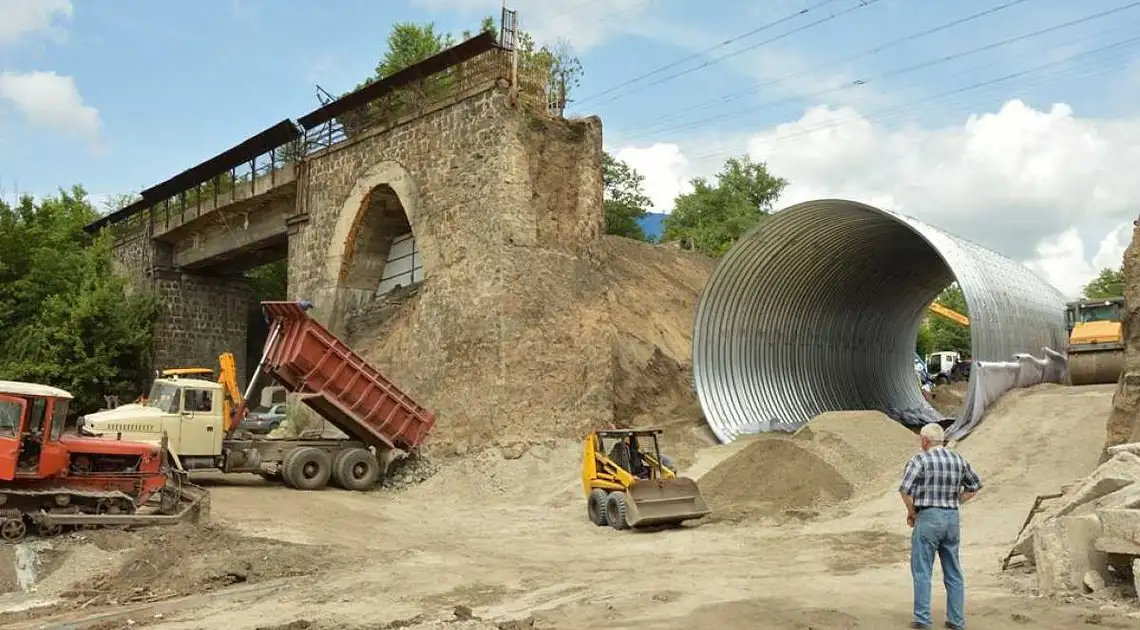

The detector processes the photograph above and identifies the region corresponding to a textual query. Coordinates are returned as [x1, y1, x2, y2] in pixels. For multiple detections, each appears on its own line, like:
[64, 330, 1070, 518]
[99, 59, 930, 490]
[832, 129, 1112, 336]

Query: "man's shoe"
[910, 623, 930, 629]
[944, 623, 964, 630]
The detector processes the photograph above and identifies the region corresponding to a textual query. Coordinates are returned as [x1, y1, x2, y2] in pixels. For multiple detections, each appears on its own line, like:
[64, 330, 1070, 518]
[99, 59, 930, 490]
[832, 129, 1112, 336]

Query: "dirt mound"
[699, 411, 918, 522]
[928, 381, 967, 416]
[344, 235, 716, 450]
[954, 383, 1113, 520]
[60, 524, 338, 607]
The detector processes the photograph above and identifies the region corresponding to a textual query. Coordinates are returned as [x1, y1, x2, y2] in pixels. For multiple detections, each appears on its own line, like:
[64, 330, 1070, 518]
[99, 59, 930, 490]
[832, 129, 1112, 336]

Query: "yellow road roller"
[1066, 296, 1126, 386]
[581, 428, 709, 530]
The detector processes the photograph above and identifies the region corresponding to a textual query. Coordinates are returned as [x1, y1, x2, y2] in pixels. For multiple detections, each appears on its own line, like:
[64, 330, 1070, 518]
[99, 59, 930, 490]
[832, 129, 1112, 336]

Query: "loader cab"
[598, 429, 668, 481]
[0, 380, 73, 481]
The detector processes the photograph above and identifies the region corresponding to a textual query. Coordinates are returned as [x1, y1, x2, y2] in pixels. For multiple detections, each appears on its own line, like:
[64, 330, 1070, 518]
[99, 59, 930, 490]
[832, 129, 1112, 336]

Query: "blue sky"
[1, 0, 1139, 295]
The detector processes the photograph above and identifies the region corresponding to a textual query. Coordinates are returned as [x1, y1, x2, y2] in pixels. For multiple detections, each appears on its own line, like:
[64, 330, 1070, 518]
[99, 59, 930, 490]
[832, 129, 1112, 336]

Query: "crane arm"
[929, 302, 970, 327]
[217, 352, 244, 433]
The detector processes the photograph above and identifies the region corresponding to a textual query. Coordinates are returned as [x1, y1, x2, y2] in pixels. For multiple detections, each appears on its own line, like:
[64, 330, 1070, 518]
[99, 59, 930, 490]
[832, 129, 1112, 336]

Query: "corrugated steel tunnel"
[692, 199, 1070, 444]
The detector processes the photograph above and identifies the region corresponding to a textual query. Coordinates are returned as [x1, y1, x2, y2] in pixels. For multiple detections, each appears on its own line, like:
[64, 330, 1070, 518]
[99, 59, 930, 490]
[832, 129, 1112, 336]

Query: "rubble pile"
[1008, 444, 1140, 599]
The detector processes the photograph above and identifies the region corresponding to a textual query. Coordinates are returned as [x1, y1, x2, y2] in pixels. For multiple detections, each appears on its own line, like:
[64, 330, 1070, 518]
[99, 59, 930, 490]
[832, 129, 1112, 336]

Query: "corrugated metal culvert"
[692, 198, 1069, 444]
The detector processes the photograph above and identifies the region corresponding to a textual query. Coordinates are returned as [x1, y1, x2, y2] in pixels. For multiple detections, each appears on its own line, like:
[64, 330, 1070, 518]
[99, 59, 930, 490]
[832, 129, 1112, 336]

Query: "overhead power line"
[617, 0, 1040, 136]
[573, 0, 870, 106]
[684, 33, 1140, 165]
[622, 1, 1140, 140]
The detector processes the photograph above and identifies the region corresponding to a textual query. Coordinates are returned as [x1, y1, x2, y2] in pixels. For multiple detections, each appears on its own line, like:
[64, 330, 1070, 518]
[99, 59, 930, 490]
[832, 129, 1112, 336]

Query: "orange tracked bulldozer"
[0, 379, 206, 542]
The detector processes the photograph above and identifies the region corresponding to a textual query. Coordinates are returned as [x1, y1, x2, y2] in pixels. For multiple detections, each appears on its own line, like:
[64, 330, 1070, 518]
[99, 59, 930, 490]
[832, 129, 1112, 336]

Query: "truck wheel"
[605, 492, 629, 531]
[588, 489, 609, 526]
[283, 447, 331, 491]
[333, 448, 381, 491]
[280, 448, 305, 488]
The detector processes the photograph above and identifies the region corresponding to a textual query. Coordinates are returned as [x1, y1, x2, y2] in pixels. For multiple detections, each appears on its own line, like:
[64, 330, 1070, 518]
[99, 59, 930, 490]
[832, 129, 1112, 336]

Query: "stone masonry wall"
[288, 84, 615, 445]
[152, 269, 251, 385]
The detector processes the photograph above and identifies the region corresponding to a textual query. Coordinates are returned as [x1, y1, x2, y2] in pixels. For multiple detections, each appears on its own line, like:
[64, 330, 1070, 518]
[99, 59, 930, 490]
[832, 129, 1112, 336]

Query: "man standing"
[899, 423, 983, 630]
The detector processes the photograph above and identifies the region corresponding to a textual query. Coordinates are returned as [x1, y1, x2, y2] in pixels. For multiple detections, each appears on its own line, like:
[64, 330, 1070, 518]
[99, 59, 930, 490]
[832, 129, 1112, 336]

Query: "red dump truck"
[78, 300, 436, 491]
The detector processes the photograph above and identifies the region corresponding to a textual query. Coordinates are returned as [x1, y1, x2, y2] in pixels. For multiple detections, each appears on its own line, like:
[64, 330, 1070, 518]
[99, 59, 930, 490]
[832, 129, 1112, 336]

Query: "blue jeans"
[911, 507, 965, 628]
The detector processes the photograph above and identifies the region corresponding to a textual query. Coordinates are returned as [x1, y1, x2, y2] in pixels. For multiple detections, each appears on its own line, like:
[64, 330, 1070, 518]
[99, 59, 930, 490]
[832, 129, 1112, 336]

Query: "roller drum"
[1067, 349, 1124, 386]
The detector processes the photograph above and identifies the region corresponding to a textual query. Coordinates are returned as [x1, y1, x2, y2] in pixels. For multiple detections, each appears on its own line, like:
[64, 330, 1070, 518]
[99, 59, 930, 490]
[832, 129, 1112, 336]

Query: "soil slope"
[343, 236, 716, 451]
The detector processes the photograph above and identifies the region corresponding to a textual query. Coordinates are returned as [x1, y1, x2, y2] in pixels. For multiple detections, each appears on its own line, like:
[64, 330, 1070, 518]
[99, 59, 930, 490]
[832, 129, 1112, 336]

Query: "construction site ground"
[2, 383, 1138, 629]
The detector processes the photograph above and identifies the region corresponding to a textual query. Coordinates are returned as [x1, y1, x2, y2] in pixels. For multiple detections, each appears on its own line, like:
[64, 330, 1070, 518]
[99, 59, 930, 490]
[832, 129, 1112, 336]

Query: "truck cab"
[79, 376, 226, 468]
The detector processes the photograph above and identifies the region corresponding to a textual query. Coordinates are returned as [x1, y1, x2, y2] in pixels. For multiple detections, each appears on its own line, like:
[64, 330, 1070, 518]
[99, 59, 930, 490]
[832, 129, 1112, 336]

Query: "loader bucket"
[624, 476, 710, 528]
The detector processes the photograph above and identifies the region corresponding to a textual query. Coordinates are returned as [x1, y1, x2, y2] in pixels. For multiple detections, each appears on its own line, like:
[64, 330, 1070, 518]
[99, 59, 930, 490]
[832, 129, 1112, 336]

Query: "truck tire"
[282, 447, 332, 491]
[332, 448, 381, 491]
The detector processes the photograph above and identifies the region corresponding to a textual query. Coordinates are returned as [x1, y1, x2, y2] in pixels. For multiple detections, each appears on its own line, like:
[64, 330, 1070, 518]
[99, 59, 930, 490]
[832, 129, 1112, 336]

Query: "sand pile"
[700, 411, 919, 522]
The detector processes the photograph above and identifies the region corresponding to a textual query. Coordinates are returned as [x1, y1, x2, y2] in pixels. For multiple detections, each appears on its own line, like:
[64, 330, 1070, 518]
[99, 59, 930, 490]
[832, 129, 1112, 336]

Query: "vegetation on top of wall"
[0, 187, 159, 415]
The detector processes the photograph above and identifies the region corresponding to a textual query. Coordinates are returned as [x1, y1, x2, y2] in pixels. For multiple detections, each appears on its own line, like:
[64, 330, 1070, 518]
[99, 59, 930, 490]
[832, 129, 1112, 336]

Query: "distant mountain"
[637, 212, 668, 241]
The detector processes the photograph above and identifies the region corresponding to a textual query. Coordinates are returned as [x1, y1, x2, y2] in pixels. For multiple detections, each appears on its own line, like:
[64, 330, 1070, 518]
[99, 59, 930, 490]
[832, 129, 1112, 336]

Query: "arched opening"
[321, 160, 422, 334]
[341, 184, 421, 300]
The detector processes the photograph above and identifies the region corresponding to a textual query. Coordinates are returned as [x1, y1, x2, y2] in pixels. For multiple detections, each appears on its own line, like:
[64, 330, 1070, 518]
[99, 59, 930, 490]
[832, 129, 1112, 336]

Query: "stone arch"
[321, 160, 423, 333]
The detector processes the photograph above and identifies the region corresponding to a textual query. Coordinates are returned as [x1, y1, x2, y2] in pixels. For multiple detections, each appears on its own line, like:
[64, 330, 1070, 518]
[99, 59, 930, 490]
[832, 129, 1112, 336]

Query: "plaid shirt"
[899, 446, 983, 509]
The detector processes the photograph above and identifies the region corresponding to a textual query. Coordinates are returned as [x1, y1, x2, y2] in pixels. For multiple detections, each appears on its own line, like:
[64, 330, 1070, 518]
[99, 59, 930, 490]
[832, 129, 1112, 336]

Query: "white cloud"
[1024, 225, 1131, 297]
[0, 0, 72, 45]
[0, 70, 102, 148]
[612, 99, 1140, 298]
[613, 143, 692, 211]
[410, 0, 650, 51]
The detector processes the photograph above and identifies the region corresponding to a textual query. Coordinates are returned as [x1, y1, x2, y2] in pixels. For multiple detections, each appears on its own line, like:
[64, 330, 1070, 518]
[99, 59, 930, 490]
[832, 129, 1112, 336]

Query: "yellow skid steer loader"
[581, 428, 710, 530]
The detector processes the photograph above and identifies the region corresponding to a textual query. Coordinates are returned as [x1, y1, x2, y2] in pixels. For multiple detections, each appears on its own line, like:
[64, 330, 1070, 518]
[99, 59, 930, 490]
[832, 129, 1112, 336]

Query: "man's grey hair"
[920, 422, 945, 443]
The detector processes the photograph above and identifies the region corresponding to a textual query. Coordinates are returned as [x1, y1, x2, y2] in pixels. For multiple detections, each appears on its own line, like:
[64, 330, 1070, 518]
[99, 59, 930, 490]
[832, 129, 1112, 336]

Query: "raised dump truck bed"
[260, 300, 435, 451]
[77, 300, 436, 492]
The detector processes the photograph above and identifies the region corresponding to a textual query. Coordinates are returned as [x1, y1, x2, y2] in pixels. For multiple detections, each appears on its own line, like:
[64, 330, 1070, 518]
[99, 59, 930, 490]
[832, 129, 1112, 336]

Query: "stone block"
[1012, 454, 1140, 564]
[1033, 514, 1107, 596]
[1053, 452, 1140, 519]
[1094, 508, 1140, 556]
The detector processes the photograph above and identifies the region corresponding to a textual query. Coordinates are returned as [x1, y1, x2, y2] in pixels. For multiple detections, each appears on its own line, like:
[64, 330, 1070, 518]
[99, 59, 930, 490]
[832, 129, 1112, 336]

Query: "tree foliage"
[342, 17, 582, 132]
[0, 187, 159, 415]
[602, 151, 652, 241]
[1083, 267, 1125, 299]
[662, 155, 787, 257]
[917, 284, 971, 359]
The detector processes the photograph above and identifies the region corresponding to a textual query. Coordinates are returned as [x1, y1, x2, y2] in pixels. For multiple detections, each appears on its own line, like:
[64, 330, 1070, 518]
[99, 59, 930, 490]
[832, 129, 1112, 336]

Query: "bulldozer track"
[0, 482, 208, 544]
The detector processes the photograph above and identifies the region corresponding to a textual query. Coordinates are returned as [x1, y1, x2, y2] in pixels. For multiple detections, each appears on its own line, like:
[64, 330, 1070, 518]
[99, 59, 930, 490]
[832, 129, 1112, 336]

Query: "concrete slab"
[1033, 513, 1108, 596]
[1098, 508, 1140, 536]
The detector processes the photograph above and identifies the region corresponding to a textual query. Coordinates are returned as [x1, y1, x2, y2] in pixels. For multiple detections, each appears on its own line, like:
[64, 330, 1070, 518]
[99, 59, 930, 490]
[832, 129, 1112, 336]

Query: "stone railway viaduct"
[90, 28, 606, 416]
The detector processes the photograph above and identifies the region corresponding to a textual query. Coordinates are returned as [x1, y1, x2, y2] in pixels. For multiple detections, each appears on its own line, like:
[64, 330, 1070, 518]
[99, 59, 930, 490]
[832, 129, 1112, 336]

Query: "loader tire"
[605, 492, 630, 531]
[282, 447, 331, 491]
[588, 489, 609, 526]
[333, 448, 381, 491]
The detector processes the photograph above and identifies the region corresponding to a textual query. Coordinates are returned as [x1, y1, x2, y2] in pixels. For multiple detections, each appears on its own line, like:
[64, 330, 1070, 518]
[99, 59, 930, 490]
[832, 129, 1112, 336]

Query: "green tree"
[922, 284, 971, 358]
[0, 186, 159, 414]
[246, 260, 288, 302]
[662, 155, 788, 257]
[1083, 267, 1125, 299]
[602, 151, 652, 241]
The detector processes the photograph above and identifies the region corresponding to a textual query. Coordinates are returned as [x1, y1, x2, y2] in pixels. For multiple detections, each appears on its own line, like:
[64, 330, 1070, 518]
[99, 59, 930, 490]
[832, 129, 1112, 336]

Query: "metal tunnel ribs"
[692, 199, 1070, 444]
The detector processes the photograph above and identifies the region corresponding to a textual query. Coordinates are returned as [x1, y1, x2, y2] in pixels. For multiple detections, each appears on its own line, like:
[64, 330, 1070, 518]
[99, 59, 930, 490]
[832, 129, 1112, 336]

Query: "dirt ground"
[2, 383, 1138, 629]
